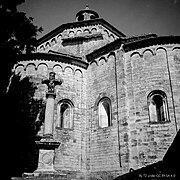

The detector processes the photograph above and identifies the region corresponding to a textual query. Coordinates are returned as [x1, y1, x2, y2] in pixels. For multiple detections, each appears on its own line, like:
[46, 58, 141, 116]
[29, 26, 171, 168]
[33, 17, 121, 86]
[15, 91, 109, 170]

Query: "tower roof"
[75, 5, 99, 21]
[37, 5, 126, 45]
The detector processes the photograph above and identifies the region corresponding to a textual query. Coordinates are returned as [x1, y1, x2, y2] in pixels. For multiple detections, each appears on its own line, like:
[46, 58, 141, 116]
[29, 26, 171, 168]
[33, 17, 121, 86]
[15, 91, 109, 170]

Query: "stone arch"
[172, 47, 180, 53]
[51, 38, 56, 45]
[76, 29, 82, 36]
[53, 64, 63, 74]
[142, 49, 154, 56]
[142, 49, 154, 62]
[39, 45, 45, 51]
[172, 46, 180, 65]
[90, 60, 98, 66]
[37, 63, 48, 77]
[99, 56, 106, 66]
[45, 42, 51, 48]
[131, 51, 142, 70]
[57, 34, 62, 41]
[69, 31, 74, 38]
[109, 34, 115, 41]
[53, 65, 63, 79]
[94, 92, 113, 110]
[64, 66, 74, 76]
[26, 63, 36, 75]
[91, 27, 97, 34]
[89, 61, 98, 76]
[130, 51, 142, 58]
[83, 29, 90, 34]
[75, 69, 83, 78]
[156, 47, 167, 60]
[103, 29, 109, 38]
[172, 47, 180, 51]
[107, 52, 116, 62]
[107, 52, 115, 72]
[15, 64, 24, 75]
[156, 47, 167, 54]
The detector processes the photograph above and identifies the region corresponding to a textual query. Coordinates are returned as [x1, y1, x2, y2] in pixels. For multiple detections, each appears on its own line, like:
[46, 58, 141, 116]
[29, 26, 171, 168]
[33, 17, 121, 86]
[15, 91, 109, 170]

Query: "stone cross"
[42, 71, 62, 94]
[42, 71, 63, 138]
[34, 72, 63, 174]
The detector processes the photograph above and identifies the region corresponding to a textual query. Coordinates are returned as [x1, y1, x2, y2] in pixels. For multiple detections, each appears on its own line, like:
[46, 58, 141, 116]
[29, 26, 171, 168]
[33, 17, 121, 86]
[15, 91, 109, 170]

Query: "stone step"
[11, 172, 72, 180]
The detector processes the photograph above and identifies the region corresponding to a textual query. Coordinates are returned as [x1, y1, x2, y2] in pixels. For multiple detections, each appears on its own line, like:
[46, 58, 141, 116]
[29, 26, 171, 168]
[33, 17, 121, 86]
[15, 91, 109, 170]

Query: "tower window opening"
[78, 15, 84, 21]
[90, 15, 96, 19]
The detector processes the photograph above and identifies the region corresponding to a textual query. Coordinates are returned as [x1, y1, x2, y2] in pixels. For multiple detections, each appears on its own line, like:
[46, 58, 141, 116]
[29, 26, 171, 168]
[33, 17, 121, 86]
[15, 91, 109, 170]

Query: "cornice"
[37, 18, 125, 45]
[86, 38, 121, 62]
[123, 36, 180, 52]
[86, 35, 180, 61]
[17, 52, 88, 69]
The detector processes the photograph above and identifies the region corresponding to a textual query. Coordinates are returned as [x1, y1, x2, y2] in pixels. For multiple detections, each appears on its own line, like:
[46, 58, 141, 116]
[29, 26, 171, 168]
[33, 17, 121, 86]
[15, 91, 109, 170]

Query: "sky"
[18, 0, 180, 39]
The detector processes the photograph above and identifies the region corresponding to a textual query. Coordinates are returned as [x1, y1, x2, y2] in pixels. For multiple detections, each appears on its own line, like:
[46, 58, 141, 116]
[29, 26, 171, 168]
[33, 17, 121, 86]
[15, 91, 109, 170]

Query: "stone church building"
[12, 6, 180, 180]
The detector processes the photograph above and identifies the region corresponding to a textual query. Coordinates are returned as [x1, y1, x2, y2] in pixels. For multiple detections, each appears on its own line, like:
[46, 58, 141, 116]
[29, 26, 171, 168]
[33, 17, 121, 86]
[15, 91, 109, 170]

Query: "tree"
[0, 1, 43, 178]
[5, 74, 45, 177]
[0, 0, 43, 94]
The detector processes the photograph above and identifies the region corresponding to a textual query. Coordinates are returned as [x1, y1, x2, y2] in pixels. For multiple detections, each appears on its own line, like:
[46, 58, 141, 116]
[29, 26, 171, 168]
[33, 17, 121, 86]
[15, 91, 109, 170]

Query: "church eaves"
[17, 52, 88, 69]
[86, 35, 180, 62]
[37, 18, 126, 46]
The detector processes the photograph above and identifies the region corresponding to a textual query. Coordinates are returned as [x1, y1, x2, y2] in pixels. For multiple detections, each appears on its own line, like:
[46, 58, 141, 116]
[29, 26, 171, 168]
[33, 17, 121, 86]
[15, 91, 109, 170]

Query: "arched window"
[148, 90, 169, 123]
[90, 15, 96, 19]
[98, 97, 111, 128]
[78, 15, 84, 21]
[57, 100, 73, 129]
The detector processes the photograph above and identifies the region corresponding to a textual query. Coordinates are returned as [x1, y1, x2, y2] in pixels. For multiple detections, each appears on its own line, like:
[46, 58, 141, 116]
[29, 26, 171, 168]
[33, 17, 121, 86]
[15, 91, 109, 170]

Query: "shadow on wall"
[4, 74, 45, 178]
[114, 130, 180, 180]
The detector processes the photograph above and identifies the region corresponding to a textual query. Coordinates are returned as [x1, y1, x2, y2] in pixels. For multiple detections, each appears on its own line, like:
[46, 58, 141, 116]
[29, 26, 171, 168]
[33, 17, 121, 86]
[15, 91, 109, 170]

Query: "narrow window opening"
[57, 100, 73, 129]
[78, 15, 84, 21]
[98, 98, 111, 128]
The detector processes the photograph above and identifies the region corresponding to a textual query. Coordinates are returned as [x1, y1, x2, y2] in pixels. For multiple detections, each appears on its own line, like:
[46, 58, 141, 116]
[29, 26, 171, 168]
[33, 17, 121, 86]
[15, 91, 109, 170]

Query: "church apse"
[10, 5, 180, 180]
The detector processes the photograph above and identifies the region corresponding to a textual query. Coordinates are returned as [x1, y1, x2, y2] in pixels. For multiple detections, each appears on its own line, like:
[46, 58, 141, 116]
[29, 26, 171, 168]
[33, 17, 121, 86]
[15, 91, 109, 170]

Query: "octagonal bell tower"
[75, 5, 99, 21]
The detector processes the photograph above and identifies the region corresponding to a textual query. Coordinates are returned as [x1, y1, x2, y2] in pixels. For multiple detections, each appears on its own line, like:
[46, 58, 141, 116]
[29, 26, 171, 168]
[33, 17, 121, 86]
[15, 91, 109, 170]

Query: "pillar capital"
[46, 92, 56, 99]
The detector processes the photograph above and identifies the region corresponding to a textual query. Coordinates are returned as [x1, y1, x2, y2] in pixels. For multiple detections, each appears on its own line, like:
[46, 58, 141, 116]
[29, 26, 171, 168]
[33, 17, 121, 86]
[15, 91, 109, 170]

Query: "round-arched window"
[148, 90, 169, 123]
[98, 97, 112, 128]
[57, 100, 73, 129]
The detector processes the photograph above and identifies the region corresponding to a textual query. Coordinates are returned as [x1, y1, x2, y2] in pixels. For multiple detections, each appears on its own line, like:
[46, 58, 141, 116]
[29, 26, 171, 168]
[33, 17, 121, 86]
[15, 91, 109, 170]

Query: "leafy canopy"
[0, 0, 43, 93]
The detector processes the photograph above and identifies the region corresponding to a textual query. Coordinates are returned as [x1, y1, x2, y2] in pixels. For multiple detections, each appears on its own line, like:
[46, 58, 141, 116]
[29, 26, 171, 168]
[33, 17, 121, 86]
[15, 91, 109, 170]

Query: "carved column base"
[34, 141, 60, 173]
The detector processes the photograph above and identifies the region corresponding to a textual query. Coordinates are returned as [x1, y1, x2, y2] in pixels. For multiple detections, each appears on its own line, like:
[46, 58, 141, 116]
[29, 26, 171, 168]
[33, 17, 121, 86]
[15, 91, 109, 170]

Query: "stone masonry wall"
[36, 25, 118, 57]
[12, 43, 180, 180]
[86, 51, 129, 179]
[14, 59, 87, 178]
[124, 44, 179, 171]
[86, 43, 180, 180]
[168, 46, 180, 129]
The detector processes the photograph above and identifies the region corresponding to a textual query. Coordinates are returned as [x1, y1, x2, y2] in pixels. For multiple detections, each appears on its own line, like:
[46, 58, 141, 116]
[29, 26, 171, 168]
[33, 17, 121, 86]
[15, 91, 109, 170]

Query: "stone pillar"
[44, 92, 56, 138]
[34, 92, 59, 173]
[34, 72, 62, 174]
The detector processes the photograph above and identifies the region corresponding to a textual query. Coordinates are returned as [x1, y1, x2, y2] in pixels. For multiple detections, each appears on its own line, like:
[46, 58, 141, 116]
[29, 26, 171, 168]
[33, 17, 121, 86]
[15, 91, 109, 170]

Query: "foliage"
[5, 74, 45, 176]
[0, 0, 43, 94]
[0, 1, 44, 178]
